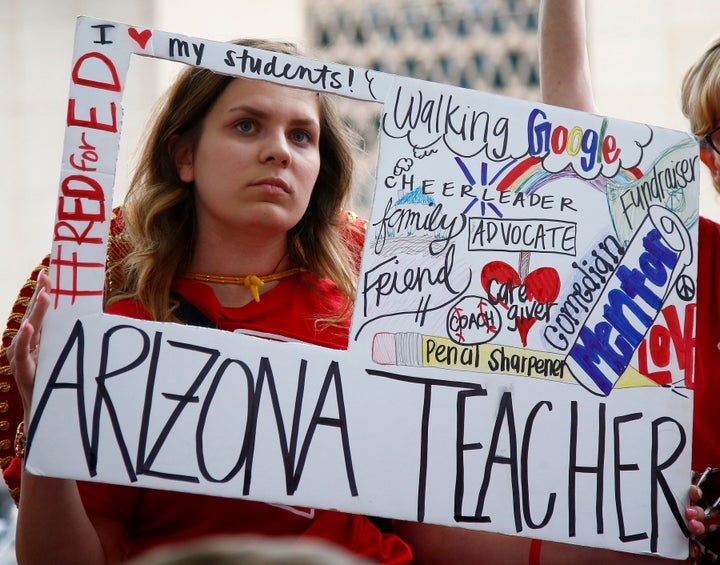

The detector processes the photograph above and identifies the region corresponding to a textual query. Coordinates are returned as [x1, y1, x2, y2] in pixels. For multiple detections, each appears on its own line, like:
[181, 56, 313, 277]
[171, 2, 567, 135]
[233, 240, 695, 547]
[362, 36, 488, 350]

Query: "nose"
[259, 130, 291, 167]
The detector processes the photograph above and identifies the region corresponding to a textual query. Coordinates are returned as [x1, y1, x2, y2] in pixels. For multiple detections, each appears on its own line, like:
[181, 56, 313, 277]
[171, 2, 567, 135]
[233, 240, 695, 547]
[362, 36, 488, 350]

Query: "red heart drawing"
[128, 28, 152, 50]
[481, 261, 560, 347]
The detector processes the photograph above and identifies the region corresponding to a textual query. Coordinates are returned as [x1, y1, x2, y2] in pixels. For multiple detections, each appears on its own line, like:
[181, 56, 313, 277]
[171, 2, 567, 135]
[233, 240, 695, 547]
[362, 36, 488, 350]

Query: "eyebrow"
[227, 104, 319, 128]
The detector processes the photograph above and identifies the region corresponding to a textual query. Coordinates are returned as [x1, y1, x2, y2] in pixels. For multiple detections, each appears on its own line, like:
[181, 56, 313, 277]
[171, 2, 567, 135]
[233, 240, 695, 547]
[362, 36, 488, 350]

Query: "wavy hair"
[109, 39, 361, 321]
[681, 35, 720, 192]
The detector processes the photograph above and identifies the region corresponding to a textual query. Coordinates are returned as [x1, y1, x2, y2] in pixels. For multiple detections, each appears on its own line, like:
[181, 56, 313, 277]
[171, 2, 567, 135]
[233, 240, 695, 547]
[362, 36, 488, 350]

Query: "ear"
[700, 145, 720, 188]
[700, 145, 715, 168]
[170, 135, 194, 183]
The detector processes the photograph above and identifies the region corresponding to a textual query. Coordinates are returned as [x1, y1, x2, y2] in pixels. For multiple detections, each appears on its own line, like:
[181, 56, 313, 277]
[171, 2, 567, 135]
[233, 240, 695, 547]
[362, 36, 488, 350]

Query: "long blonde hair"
[110, 39, 361, 321]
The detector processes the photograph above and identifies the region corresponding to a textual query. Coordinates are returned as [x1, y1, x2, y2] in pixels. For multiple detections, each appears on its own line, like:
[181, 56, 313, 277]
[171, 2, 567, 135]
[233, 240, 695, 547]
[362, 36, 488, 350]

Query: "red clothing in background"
[693, 216, 720, 472]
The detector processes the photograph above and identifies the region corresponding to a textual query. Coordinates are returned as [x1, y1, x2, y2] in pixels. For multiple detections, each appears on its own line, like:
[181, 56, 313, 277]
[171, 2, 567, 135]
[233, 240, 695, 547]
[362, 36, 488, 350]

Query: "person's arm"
[9, 271, 125, 564]
[17, 475, 125, 564]
[538, 0, 597, 113]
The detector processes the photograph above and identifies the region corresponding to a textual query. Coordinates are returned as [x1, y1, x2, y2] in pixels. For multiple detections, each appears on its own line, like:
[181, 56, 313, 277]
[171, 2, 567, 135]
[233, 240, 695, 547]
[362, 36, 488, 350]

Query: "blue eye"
[290, 130, 311, 144]
[235, 119, 256, 133]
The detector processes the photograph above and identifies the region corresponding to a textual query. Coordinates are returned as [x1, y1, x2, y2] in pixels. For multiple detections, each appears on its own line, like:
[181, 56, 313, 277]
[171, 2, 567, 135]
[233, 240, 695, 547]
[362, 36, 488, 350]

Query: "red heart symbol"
[481, 261, 560, 347]
[128, 28, 152, 49]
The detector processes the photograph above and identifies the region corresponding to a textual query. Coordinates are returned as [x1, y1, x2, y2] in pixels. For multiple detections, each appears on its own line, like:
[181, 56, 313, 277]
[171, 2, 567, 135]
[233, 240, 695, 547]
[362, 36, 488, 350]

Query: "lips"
[251, 177, 290, 193]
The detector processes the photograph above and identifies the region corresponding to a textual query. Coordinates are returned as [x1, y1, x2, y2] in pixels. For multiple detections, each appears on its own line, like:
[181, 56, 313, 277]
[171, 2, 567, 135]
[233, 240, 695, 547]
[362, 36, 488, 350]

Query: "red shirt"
[110, 275, 352, 348]
[77, 274, 412, 563]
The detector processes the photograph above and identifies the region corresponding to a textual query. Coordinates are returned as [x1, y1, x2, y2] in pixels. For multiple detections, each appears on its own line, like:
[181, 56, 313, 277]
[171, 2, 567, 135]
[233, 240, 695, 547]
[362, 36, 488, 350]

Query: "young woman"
[7, 39, 410, 564]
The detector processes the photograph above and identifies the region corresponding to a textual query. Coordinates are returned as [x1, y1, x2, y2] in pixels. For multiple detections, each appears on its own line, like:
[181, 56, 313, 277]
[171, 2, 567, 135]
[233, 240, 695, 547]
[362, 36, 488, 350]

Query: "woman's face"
[177, 78, 322, 240]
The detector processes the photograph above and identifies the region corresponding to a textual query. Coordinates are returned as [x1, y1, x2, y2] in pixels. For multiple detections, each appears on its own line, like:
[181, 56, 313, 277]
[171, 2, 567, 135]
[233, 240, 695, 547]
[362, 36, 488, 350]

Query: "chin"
[243, 212, 302, 235]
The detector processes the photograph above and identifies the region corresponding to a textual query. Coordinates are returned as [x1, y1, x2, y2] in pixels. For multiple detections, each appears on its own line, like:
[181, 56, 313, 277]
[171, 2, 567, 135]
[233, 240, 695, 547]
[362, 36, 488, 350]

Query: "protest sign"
[26, 16, 699, 558]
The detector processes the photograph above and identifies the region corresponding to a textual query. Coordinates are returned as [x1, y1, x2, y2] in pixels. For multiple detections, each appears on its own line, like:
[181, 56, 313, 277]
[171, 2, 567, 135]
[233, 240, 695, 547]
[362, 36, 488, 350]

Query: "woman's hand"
[689, 468, 720, 562]
[688, 483, 708, 537]
[6, 269, 51, 416]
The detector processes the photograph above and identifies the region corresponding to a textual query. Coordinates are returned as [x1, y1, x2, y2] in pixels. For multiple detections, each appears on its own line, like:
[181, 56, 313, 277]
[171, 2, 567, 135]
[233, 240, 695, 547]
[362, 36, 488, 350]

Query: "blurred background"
[0, 0, 719, 559]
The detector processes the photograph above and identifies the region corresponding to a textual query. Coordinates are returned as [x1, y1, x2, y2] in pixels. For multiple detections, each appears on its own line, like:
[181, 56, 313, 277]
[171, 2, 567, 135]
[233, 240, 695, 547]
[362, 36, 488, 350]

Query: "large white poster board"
[27, 17, 700, 559]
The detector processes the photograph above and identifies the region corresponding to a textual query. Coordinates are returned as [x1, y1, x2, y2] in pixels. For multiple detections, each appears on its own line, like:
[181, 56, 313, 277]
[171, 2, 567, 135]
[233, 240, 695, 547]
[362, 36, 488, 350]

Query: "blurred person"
[126, 535, 373, 565]
[538, 1, 720, 561]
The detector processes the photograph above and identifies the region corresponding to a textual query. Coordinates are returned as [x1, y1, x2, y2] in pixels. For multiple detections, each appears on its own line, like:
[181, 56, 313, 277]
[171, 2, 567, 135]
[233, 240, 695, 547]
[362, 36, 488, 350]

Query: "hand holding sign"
[6, 270, 51, 416]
